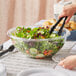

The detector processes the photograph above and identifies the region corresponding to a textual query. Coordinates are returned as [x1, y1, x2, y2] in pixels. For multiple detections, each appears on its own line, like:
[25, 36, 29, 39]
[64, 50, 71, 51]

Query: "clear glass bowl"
[7, 26, 70, 59]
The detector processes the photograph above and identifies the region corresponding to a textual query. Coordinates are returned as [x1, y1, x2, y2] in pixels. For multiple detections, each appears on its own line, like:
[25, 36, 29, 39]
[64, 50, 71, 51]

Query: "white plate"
[17, 68, 69, 76]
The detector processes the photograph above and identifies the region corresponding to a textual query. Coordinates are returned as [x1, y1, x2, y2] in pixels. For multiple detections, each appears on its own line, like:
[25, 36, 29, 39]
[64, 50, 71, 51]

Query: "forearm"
[72, 0, 76, 3]
[71, 0, 76, 12]
[72, 4, 76, 13]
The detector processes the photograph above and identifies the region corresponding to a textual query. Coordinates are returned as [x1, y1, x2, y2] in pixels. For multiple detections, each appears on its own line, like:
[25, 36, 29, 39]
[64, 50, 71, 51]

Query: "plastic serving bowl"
[7, 26, 70, 59]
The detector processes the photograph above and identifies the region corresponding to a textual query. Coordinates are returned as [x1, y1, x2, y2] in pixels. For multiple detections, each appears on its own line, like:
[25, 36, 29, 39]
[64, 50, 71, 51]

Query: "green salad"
[11, 26, 64, 58]
[12, 26, 60, 39]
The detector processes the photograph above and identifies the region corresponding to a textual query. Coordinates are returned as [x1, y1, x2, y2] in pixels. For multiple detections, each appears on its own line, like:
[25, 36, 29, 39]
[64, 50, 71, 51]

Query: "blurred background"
[0, 0, 74, 44]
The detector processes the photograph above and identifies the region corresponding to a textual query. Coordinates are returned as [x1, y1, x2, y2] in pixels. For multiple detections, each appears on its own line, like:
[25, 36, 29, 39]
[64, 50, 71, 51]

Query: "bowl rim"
[7, 26, 71, 42]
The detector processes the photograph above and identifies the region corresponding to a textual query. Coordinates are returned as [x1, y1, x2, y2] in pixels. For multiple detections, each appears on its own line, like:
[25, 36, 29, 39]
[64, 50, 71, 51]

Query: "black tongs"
[0, 45, 15, 57]
[49, 16, 67, 36]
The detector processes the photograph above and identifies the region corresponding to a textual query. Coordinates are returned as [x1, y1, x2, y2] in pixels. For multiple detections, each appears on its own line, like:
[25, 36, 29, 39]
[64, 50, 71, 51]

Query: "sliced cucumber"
[50, 34, 56, 37]
[30, 48, 38, 55]
[36, 54, 44, 57]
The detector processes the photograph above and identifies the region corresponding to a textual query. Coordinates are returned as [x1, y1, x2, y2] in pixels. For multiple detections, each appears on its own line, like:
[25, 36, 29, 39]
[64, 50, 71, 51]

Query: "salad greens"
[12, 26, 60, 39]
[11, 26, 64, 58]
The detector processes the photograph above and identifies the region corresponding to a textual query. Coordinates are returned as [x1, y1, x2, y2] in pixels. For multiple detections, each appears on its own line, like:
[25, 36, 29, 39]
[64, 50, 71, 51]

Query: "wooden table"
[0, 40, 76, 76]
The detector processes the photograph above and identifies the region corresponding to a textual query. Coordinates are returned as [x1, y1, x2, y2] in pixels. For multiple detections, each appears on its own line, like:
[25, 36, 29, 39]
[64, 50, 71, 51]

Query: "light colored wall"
[0, 0, 54, 44]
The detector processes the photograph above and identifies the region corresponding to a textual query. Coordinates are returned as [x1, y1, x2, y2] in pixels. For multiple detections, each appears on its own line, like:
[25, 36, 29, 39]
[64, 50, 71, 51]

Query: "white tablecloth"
[0, 40, 76, 76]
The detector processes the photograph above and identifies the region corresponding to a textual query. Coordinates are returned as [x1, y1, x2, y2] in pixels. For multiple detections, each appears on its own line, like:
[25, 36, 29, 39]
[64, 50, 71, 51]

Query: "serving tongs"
[0, 45, 15, 57]
[49, 16, 68, 36]
[0, 44, 3, 51]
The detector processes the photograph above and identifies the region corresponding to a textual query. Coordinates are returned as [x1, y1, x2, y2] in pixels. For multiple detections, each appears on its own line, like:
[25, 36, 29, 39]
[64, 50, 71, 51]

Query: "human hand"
[58, 55, 76, 70]
[59, 4, 76, 23]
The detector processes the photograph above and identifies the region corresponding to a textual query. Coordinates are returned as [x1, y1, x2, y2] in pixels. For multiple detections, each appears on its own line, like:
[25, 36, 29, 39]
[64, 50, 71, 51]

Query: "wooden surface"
[0, 40, 76, 76]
